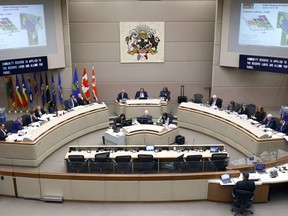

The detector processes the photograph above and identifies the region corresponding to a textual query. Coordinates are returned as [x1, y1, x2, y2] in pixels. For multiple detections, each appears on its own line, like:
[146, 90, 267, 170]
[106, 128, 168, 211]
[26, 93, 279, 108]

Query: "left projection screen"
[0, 0, 65, 69]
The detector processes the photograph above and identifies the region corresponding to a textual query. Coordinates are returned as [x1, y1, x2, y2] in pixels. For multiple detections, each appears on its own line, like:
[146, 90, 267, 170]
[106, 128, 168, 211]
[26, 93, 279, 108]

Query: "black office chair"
[167, 113, 174, 124]
[234, 103, 241, 113]
[67, 155, 88, 173]
[4, 120, 14, 133]
[184, 155, 203, 172]
[21, 114, 30, 127]
[192, 94, 203, 104]
[90, 152, 111, 173]
[165, 154, 184, 173]
[114, 155, 133, 174]
[247, 104, 256, 117]
[231, 190, 254, 216]
[136, 154, 155, 173]
[63, 100, 69, 111]
[209, 153, 228, 171]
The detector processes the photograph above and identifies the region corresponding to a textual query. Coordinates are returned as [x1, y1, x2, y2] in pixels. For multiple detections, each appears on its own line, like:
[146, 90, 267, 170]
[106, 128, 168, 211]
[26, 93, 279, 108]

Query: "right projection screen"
[220, 0, 288, 67]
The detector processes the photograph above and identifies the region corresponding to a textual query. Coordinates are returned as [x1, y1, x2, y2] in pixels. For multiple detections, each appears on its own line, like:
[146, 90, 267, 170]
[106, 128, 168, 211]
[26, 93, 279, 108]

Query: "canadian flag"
[91, 66, 98, 100]
[81, 67, 90, 100]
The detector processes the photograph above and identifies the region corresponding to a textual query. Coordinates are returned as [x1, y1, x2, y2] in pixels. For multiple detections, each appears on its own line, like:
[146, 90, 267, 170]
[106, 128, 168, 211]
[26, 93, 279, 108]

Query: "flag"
[27, 76, 33, 108]
[58, 70, 64, 103]
[4, 76, 16, 107]
[72, 67, 80, 98]
[51, 74, 56, 105]
[91, 66, 98, 100]
[40, 73, 45, 107]
[33, 73, 39, 96]
[21, 73, 29, 108]
[15, 75, 23, 108]
[81, 67, 90, 100]
[45, 72, 51, 105]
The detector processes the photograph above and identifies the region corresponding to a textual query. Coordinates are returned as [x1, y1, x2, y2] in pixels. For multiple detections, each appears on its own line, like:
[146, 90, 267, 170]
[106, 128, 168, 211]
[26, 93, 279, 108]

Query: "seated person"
[209, 94, 222, 108]
[226, 100, 239, 112]
[135, 88, 148, 99]
[23, 112, 40, 126]
[232, 171, 255, 201]
[238, 103, 250, 117]
[77, 93, 89, 106]
[141, 110, 153, 124]
[262, 114, 277, 130]
[34, 105, 46, 118]
[157, 112, 170, 127]
[275, 117, 288, 134]
[11, 116, 24, 134]
[47, 101, 58, 114]
[114, 113, 126, 127]
[68, 94, 79, 109]
[117, 89, 129, 102]
[251, 106, 266, 123]
[159, 87, 171, 101]
[0, 124, 8, 141]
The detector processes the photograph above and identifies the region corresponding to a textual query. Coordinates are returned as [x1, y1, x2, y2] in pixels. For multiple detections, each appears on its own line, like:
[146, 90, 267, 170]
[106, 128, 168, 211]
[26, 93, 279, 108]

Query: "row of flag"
[4, 67, 98, 110]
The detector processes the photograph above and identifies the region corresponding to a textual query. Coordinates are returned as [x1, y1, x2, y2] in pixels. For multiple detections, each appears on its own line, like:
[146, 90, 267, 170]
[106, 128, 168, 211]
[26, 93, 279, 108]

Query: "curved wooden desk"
[114, 99, 172, 119]
[178, 102, 287, 158]
[0, 103, 109, 167]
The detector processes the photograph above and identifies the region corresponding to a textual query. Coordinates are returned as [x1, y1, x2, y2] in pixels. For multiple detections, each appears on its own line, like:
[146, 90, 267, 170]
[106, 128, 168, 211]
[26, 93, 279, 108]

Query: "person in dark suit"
[11, 116, 24, 134]
[238, 103, 250, 117]
[252, 106, 266, 123]
[34, 105, 46, 118]
[0, 124, 8, 141]
[77, 93, 89, 106]
[47, 101, 58, 114]
[262, 114, 277, 130]
[159, 87, 171, 101]
[117, 89, 129, 102]
[68, 94, 79, 109]
[141, 110, 153, 124]
[114, 113, 126, 127]
[135, 88, 148, 99]
[209, 95, 222, 108]
[23, 112, 40, 126]
[232, 171, 255, 201]
[157, 112, 170, 127]
[276, 117, 288, 134]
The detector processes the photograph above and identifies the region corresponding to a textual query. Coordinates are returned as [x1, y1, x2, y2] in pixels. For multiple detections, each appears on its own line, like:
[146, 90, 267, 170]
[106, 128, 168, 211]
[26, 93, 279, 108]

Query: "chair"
[21, 114, 30, 127]
[231, 190, 254, 216]
[67, 155, 88, 173]
[184, 155, 203, 172]
[192, 94, 203, 104]
[167, 113, 174, 124]
[247, 104, 256, 117]
[165, 154, 184, 173]
[234, 103, 241, 113]
[90, 152, 111, 173]
[4, 120, 14, 133]
[136, 154, 155, 173]
[209, 153, 228, 171]
[63, 100, 69, 111]
[114, 155, 133, 174]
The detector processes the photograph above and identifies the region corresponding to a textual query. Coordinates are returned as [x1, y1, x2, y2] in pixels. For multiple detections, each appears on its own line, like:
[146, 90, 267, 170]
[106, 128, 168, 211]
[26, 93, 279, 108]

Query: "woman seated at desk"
[114, 113, 133, 128]
[157, 112, 170, 127]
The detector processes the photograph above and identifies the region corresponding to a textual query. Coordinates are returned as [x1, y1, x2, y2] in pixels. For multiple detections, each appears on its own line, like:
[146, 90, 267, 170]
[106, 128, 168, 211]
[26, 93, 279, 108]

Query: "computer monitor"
[146, 145, 155, 151]
[137, 117, 148, 124]
[138, 97, 147, 100]
[121, 119, 132, 127]
[210, 147, 219, 152]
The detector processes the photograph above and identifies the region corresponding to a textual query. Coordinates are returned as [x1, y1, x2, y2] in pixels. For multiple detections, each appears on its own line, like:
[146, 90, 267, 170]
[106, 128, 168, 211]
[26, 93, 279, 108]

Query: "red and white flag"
[91, 66, 98, 100]
[81, 67, 90, 100]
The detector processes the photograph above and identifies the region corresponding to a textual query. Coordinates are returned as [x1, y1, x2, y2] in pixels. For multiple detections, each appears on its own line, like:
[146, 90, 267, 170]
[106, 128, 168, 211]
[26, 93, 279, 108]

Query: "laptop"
[210, 147, 219, 153]
[255, 163, 266, 174]
[221, 174, 232, 184]
[146, 145, 155, 151]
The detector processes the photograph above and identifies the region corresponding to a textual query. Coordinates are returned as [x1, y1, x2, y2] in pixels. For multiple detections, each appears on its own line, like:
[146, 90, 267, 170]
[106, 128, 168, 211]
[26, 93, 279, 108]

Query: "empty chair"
[67, 155, 88, 173]
[90, 152, 111, 173]
[63, 100, 69, 111]
[209, 153, 228, 171]
[184, 155, 203, 172]
[247, 104, 256, 117]
[4, 120, 14, 133]
[114, 155, 133, 174]
[167, 113, 174, 124]
[136, 154, 155, 173]
[165, 154, 184, 173]
[231, 190, 254, 216]
[192, 94, 203, 103]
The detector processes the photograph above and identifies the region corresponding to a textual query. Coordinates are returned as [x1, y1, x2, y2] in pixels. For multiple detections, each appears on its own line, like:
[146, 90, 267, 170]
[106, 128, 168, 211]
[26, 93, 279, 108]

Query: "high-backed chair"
[247, 104, 256, 117]
[165, 154, 184, 173]
[184, 155, 203, 172]
[231, 190, 254, 216]
[136, 154, 155, 173]
[67, 155, 88, 173]
[209, 153, 228, 171]
[192, 94, 203, 104]
[90, 152, 111, 173]
[21, 114, 30, 127]
[167, 113, 174, 124]
[114, 155, 133, 174]
[63, 100, 69, 111]
[4, 120, 14, 133]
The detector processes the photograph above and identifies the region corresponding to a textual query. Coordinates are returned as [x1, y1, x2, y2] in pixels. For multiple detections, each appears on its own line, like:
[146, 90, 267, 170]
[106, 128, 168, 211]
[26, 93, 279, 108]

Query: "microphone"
[192, 138, 195, 150]
[77, 140, 81, 152]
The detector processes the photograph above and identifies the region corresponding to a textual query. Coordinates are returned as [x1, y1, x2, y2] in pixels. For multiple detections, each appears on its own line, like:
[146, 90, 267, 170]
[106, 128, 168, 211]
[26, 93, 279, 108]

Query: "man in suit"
[11, 116, 24, 134]
[34, 105, 46, 118]
[159, 87, 171, 101]
[77, 93, 89, 106]
[68, 94, 79, 109]
[117, 89, 129, 101]
[0, 124, 8, 141]
[23, 112, 39, 126]
[276, 117, 288, 134]
[232, 171, 255, 201]
[135, 88, 148, 99]
[141, 110, 153, 124]
[262, 114, 277, 130]
[209, 95, 222, 108]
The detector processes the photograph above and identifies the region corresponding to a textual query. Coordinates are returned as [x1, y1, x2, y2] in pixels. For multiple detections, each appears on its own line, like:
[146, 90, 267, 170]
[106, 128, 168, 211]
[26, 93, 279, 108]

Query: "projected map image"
[243, 15, 274, 31]
[20, 13, 43, 46]
[0, 17, 18, 33]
